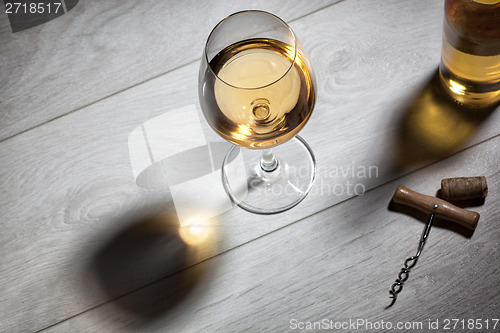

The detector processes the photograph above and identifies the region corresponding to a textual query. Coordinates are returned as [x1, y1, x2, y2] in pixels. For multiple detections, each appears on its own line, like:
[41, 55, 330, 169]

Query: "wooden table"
[1, 0, 499, 332]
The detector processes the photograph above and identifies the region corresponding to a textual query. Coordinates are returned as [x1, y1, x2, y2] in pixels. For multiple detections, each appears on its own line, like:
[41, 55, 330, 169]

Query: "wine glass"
[198, 10, 316, 214]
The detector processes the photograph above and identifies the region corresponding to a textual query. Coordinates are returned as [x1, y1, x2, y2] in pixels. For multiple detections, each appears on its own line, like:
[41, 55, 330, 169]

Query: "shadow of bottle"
[393, 69, 498, 169]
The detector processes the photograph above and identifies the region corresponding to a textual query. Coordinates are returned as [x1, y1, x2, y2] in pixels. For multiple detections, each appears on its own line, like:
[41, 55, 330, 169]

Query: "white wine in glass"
[199, 10, 317, 214]
[202, 38, 315, 149]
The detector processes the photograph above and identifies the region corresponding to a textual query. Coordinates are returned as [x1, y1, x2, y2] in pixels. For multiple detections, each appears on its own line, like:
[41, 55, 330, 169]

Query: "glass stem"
[260, 149, 278, 172]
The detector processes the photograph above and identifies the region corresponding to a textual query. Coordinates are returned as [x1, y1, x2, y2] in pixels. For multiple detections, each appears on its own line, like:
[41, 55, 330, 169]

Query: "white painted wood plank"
[1, 0, 499, 331]
[43, 135, 500, 332]
[0, 0, 339, 141]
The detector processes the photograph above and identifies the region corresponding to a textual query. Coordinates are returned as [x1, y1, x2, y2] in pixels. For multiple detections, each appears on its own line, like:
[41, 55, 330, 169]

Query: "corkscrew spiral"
[386, 207, 436, 308]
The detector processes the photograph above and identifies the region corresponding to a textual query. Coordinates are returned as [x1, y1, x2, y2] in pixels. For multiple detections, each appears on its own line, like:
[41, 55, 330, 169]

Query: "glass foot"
[221, 136, 316, 214]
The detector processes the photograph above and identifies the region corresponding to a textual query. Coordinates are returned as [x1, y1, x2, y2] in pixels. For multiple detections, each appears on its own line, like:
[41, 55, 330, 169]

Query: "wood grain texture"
[0, 0, 499, 332]
[43, 136, 500, 332]
[0, 0, 339, 141]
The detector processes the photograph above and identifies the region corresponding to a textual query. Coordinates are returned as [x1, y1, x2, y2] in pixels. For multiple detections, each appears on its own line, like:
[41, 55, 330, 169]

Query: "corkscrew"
[386, 177, 487, 307]
[387, 202, 437, 307]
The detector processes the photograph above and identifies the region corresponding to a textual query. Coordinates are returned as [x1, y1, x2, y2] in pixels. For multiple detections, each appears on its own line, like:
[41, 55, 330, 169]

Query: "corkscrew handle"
[392, 185, 479, 230]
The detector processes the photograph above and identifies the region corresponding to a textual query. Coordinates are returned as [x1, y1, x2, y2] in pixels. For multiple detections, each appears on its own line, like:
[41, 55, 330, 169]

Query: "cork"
[440, 176, 488, 201]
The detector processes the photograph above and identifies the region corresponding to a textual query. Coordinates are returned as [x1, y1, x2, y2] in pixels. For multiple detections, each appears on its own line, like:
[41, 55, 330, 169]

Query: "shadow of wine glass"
[87, 203, 220, 327]
[393, 69, 498, 169]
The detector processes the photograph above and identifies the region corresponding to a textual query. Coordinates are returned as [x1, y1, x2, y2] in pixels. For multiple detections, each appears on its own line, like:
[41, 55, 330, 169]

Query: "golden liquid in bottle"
[439, 0, 500, 106]
[200, 38, 315, 149]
